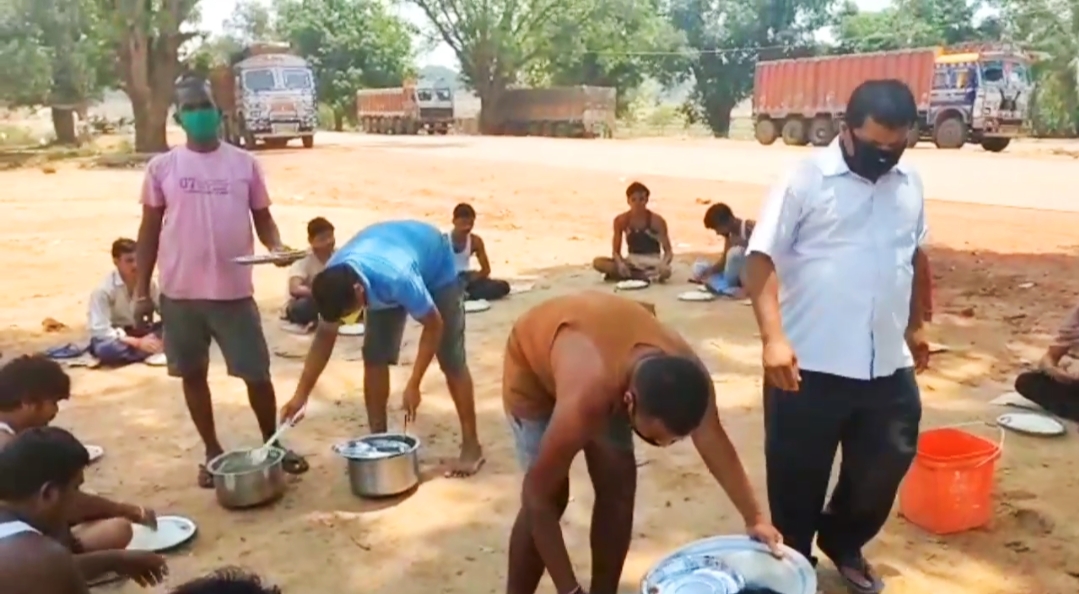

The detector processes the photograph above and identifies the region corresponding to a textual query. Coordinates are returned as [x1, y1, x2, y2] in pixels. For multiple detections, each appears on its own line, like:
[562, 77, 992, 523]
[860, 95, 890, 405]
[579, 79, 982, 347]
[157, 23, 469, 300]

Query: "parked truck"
[209, 43, 318, 149]
[491, 86, 615, 138]
[356, 83, 455, 134]
[752, 44, 1033, 151]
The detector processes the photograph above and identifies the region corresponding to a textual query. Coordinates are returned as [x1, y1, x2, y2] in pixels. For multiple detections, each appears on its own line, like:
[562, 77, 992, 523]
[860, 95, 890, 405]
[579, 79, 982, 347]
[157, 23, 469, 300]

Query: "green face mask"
[178, 108, 221, 143]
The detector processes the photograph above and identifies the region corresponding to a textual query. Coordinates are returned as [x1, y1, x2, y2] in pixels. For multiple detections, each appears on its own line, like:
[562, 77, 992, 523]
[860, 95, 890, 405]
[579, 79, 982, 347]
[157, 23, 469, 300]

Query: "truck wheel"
[933, 117, 967, 149]
[243, 132, 257, 150]
[781, 118, 808, 146]
[302, 135, 314, 149]
[808, 117, 835, 146]
[980, 137, 1010, 152]
[754, 119, 778, 145]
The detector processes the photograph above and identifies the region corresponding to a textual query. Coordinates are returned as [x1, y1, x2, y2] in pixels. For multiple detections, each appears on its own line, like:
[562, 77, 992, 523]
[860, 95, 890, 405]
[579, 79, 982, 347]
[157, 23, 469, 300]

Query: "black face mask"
[631, 423, 662, 447]
[844, 134, 904, 182]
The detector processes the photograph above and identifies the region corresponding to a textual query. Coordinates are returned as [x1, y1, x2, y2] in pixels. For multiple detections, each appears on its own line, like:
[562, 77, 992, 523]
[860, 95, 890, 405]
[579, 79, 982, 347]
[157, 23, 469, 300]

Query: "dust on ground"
[1, 136, 1077, 594]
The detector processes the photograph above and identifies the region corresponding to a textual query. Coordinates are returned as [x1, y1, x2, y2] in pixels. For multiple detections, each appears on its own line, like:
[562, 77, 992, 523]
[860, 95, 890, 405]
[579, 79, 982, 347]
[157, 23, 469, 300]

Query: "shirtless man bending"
[592, 182, 673, 282]
[502, 291, 782, 594]
[0, 427, 166, 594]
[0, 355, 159, 580]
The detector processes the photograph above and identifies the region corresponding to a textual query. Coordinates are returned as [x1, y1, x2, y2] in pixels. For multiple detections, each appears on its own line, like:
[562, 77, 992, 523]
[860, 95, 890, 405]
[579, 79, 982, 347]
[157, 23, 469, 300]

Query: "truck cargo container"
[210, 43, 318, 149]
[493, 86, 615, 138]
[356, 84, 454, 134]
[752, 44, 1032, 151]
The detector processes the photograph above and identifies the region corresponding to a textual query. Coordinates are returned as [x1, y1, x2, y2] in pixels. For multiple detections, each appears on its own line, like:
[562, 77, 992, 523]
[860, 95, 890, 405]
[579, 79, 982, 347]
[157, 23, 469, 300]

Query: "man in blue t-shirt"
[280, 220, 484, 477]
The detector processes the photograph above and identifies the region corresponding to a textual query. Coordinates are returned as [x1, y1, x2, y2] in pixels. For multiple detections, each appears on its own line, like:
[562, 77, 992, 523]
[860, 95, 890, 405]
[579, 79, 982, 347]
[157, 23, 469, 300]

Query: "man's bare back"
[0, 531, 88, 594]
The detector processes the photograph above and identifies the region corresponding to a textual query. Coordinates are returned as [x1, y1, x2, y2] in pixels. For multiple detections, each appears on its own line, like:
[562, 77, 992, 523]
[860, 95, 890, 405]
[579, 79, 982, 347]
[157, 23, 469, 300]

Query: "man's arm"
[610, 214, 625, 262]
[394, 277, 442, 389]
[689, 381, 766, 526]
[288, 276, 312, 299]
[908, 248, 928, 331]
[22, 542, 92, 594]
[472, 234, 492, 279]
[655, 215, 674, 265]
[135, 162, 165, 301]
[745, 177, 803, 343]
[66, 491, 142, 525]
[525, 335, 608, 594]
[87, 289, 124, 343]
[248, 158, 284, 250]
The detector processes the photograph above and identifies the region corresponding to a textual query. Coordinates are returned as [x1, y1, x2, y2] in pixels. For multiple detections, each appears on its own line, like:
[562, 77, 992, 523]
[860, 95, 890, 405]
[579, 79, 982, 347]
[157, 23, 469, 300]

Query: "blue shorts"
[506, 414, 634, 471]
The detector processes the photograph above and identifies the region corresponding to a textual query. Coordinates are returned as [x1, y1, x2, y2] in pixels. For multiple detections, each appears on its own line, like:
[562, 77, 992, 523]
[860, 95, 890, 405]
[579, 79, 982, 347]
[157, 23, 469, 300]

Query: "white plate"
[464, 299, 491, 313]
[279, 321, 311, 335]
[643, 535, 816, 594]
[144, 353, 167, 367]
[232, 250, 306, 265]
[84, 444, 104, 463]
[127, 515, 197, 552]
[615, 279, 649, 291]
[339, 323, 365, 336]
[988, 391, 1044, 411]
[997, 412, 1066, 436]
[678, 290, 717, 302]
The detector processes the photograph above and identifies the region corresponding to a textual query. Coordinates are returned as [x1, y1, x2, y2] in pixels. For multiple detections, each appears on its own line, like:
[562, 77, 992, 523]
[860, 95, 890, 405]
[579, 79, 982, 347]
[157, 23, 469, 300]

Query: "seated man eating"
[1013, 304, 1079, 422]
[88, 238, 162, 365]
[0, 427, 167, 594]
[448, 203, 510, 301]
[693, 203, 754, 296]
[284, 217, 336, 329]
[592, 182, 673, 282]
[0, 355, 159, 579]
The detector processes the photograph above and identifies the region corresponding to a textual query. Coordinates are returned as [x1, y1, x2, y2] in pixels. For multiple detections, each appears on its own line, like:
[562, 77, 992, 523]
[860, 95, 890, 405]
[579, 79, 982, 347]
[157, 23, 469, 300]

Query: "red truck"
[356, 84, 454, 135]
[752, 45, 1033, 151]
[492, 86, 615, 138]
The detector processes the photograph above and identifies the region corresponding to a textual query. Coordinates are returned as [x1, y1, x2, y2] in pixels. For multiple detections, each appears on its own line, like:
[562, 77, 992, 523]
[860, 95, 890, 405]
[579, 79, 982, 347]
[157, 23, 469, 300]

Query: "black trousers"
[285, 296, 319, 326]
[764, 368, 921, 563]
[1014, 370, 1079, 422]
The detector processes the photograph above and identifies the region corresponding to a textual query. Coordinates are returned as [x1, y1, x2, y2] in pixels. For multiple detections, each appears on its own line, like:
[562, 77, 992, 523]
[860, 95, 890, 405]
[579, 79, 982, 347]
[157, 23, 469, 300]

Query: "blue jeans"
[692, 246, 746, 295]
[90, 323, 162, 366]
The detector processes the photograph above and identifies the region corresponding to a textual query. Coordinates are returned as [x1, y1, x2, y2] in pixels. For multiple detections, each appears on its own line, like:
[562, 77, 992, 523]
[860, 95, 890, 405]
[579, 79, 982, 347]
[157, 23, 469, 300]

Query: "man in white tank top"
[0, 427, 165, 593]
[448, 202, 510, 301]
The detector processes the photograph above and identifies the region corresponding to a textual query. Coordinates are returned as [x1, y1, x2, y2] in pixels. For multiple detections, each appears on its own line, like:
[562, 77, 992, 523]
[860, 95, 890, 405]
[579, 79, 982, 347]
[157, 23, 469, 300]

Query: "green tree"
[275, 0, 416, 130]
[832, 0, 994, 53]
[0, 0, 111, 144]
[407, 0, 595, 131]
[523, 0, 689, 115]
[225, 0, 275, 43]
[670, 0, 830, 136]
[92, 0, 201, 152]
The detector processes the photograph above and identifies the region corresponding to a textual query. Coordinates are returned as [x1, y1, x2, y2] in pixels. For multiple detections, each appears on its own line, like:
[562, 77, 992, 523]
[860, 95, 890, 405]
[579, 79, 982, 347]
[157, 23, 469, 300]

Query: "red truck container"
[494, 86, 615, 138]
[752, 48, 936, 146]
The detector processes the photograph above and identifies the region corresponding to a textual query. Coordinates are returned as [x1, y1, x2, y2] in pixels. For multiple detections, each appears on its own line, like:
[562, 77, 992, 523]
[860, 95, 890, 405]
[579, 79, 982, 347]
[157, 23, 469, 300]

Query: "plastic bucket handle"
[923, 421, 1005, 469]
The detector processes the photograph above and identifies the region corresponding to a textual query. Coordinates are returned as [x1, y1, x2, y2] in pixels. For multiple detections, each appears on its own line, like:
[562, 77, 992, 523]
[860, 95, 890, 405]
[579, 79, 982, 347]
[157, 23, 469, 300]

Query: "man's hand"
[746, 521, 785, 558]
[615, 259, 631, 278]
[132, 297, 155, 327]
[906, 325, 930, 373]
[137, 335, 163, 355]
[126, 506, 157, 530]
[402, 381, 421, 423]
[113, 551, 168, 587]
[762, 337, 800, 391]
[270, 244, 301, 268]
[280, 395, 309, 424]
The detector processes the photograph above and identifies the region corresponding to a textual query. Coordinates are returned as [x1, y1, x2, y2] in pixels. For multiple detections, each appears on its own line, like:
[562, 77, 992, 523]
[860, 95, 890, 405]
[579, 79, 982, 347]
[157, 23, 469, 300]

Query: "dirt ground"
[2, 135, 1078, 594]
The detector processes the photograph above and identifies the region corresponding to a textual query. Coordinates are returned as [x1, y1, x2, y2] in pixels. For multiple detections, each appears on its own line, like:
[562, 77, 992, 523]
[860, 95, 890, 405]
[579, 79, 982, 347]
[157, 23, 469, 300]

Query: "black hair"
[453, 203, 476, 219]
[174, 74, 213, 106]
[0, 354, 71, 412]
[111, 237, 136, 259]
[626, 181, 650, 198]
[844, 79, 918, 130]
[310, 264, 360, 322]
[632, 355, 711, 436]
[703, 203, 734, 230]
[306, 217, 334, 240]
[0, 427, 89, 500]
[170, 567, 281, 594]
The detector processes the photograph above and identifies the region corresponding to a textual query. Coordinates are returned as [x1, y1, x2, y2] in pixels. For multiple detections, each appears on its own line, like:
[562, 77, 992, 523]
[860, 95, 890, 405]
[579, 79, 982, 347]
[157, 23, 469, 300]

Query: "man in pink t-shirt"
[132, 76, 308, 487]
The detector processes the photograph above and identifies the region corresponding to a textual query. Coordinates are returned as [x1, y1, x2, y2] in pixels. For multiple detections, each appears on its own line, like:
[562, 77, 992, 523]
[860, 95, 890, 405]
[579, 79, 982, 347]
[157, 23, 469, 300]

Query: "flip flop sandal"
[281, 450, 309, 475]
[197, 464, 214, 489]
[830, 554, 884, 594]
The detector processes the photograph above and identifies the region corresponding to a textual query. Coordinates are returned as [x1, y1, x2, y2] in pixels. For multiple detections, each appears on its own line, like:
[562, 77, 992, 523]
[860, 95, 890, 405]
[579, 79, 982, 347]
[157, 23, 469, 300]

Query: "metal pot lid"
[207, 448, 284, 474]
[333, 434, 417, 459]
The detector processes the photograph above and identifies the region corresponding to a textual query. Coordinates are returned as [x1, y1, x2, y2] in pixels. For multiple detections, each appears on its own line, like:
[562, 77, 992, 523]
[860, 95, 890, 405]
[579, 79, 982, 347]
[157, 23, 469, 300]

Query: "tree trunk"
[702, 96, 737, 138]
[51, 108, 78, 145]
[131, 100, 170, 153]
[476, 81, 505, 135]
[333, 110, 344, 131]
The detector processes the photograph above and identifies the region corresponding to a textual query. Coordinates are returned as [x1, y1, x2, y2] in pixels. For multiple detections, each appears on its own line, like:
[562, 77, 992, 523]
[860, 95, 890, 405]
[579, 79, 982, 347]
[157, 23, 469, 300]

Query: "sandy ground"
[2, 135, 1079, 594]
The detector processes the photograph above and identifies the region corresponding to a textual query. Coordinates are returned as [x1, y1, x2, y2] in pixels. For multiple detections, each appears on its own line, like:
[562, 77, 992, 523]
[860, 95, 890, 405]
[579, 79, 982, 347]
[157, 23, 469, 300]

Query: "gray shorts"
[507, 414, 634, 471]
[159, 296, 271, 382]
[363, 281, 466, 374]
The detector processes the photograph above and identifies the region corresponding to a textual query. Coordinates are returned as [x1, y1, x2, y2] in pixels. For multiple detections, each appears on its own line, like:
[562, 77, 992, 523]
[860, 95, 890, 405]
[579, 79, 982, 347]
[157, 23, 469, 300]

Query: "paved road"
[316, 132, 1078, 212]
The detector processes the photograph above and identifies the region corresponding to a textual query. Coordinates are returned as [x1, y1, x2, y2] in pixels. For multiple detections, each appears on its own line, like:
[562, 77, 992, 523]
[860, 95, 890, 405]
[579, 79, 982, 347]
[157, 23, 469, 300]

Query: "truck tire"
[754, 119, 778, 145]
[933, 117, 967, 149]
[980, 137, 1010, 152]
[243, 132, 257, 150]
[781, 118, 808, 146]
[808, 117, 835, 146]
[302, 135, 314, 149]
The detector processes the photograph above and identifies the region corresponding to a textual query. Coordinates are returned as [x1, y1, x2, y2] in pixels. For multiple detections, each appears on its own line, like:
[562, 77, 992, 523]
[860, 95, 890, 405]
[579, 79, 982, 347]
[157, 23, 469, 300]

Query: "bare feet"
[445, 443, 485, 478]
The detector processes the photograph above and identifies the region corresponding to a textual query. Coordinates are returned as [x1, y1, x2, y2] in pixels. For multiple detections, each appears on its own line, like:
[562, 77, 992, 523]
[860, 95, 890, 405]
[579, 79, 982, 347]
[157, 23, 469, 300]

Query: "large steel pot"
[206, 447, 287, 509]
[333, 433, 420, 498]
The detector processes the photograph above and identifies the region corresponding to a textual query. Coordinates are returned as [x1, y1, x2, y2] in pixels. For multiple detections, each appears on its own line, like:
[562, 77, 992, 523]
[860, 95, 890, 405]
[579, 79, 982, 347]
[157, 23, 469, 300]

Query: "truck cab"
[415, 86, 454, 134]
[929, 48, 1033, 151]
[223, 52, 318, 149]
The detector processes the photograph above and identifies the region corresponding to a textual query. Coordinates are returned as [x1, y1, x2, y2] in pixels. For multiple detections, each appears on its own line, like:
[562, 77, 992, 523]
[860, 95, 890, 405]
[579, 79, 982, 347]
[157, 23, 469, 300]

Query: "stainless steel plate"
[642, 536, 816, 594]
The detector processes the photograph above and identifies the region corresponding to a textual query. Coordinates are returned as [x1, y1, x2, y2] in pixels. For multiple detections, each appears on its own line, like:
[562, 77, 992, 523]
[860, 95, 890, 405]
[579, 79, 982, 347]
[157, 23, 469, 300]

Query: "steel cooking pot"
[206, 447, 287, 509]
[333, 433, 420, 498]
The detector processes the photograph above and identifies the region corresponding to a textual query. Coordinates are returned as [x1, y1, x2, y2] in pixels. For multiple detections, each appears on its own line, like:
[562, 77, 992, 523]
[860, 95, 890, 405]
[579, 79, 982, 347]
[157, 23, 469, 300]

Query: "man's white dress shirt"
[747, 139, 927, 380]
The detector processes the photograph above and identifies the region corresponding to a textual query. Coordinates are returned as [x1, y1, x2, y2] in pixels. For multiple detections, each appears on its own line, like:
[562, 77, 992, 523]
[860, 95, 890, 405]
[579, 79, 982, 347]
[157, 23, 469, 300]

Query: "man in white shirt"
[283, 217, 335, 329]
[745, 80, 930, 594]
[88, 239, 161, 365]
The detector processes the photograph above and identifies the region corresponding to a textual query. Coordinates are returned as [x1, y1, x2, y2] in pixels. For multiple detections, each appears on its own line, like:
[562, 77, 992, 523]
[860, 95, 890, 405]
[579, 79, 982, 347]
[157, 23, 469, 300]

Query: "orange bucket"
[898, 426, 1003, 534]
